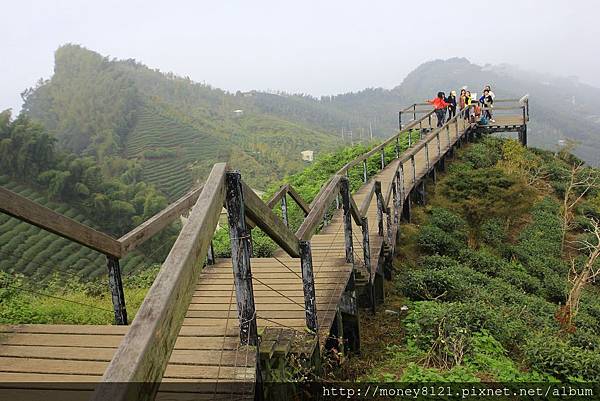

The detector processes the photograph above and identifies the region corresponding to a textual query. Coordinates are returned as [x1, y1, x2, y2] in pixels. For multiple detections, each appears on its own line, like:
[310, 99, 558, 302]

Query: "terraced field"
[0, 175, 148, 282]
[126, 106, 230, 199]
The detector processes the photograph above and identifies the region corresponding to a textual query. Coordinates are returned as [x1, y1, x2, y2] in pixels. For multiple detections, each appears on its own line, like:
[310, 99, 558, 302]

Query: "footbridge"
[0, 97, 529, 400]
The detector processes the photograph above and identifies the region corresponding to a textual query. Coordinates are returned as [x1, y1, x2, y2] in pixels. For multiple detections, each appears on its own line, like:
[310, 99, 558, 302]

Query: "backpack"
[480, 114, 489, 125]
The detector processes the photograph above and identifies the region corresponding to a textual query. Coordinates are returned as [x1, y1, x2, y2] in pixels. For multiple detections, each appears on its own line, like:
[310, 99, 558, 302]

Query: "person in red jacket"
[427, 92, 450, 127]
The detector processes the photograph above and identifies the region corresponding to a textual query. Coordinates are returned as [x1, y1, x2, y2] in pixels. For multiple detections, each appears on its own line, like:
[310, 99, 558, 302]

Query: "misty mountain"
[20, 45, 342, 198]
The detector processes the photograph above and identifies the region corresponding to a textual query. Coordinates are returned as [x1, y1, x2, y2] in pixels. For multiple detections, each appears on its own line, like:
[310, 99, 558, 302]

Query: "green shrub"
[398, 265, 486, 302]
[524, 333, 600, 381]
[417, 225, 465, 255]
[426, 207, 467, 234]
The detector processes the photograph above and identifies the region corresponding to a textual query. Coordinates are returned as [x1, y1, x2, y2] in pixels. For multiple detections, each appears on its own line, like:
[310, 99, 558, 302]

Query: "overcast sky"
[2, 0, 599, 112]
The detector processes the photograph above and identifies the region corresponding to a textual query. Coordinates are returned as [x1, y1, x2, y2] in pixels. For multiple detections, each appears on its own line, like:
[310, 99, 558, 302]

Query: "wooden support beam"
[0, 187, 122, 258]
[119, 186, 203, 255]
[401, 197, 411, 223]
[226, 171, 258, 346]
[91, 163, 226, 401]
[415, 181, 426, 205]
[286, 185, 311, 216]
[206, 241, 215, 265]
[374, 181, 384, 237]
[241, 181, 300, 258]
[361, 217, 374, 314]
[340, 177, 354, 265]
[281, 195, 289, 227]
[299, 240, 318, 333]
[106, 256, 127, 325]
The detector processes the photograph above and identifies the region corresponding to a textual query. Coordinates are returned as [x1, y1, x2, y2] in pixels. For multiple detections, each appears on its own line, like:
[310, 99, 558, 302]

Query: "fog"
[2, 0, 599, 112]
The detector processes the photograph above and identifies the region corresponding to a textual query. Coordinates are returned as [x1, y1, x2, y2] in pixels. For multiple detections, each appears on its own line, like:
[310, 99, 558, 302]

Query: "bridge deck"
[0, 114, 525, 400]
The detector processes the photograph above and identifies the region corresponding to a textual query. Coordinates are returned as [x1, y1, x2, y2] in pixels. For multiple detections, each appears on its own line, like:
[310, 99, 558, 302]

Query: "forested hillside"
[21, 45, 342, 197]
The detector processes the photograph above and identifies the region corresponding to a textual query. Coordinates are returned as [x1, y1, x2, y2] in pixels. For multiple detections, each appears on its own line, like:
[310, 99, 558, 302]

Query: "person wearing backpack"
[479, 89, 494, 123]
[446, 91, 457, 122]
[427, 92, 450, 127]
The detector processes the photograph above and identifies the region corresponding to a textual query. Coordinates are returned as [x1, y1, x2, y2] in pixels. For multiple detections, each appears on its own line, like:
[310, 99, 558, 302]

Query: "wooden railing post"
[399, 164, 405, 200]
[299, 240, 318, 332]
[411, 155, 416, 184]
[380, 148, 385, 169]
[340, 177, 354, 265]
[395, 136, 400, 158]
[281, 194, 289, 227]
[428, 113, 432, 130]
[375, 181, 384, 236]
[361, 216, 375, 314]
[413, 104, 416, 121]
[393, 172, 400, 227]
[106, 255, 128, 325]
[436, 132, 441, 157]
[398, 111, 402, 131]
[425, 142, 430, 171]
[408, 130, 412, 147]
[453, 119, 457, 142]
[362, 159, 368, 183]
[207, 241, 215, 265]
[225, 170, 258, 346]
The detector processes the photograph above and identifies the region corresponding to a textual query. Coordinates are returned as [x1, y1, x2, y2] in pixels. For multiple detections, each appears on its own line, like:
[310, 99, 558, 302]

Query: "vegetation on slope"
[351, 137, 600, 382]
[21, 44, 343, 197]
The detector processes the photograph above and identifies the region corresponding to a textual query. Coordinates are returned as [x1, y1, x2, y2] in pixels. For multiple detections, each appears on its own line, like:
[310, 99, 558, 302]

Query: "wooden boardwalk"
[0, 101, 529, 401]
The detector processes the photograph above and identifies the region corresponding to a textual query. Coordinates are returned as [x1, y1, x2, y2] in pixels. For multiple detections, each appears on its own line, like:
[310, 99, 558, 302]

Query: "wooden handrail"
[265, 183, 311, 216]
[119, 185, 204, 254]
[359, 182, 376, 217]
[90, 163, 227, 401]
[0, 186, 122, 258]
[265, 184, 289, 209]
[241, 181, 301, 258]
[286, 185, 311, 215]
[337, 109, 435, 175]
[296, 175, 342, 241]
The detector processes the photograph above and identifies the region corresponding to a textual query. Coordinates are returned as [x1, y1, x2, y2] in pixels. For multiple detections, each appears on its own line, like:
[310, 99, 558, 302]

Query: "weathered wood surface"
[91, 163, 227, 401]
[0, 186, 122, 257]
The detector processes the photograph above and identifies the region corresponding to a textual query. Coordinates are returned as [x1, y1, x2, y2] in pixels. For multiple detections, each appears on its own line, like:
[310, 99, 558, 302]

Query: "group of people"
[427, 85, 496, 127]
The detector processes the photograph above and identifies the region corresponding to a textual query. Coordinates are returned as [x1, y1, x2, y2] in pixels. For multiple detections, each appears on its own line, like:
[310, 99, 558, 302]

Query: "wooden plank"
[119, 186, 203, 254]
[241, 181, 300, 258]
[296, 176, 341, 240]
[0, 325, 128, 335]
[0, 186, 122, 257]
[91, 163, 227, 401]
[0, 346, 254, 367]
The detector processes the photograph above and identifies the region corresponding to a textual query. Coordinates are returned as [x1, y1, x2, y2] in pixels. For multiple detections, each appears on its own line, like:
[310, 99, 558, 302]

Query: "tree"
[559, 163, 599, 254]
[558, 218, 600, 330]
